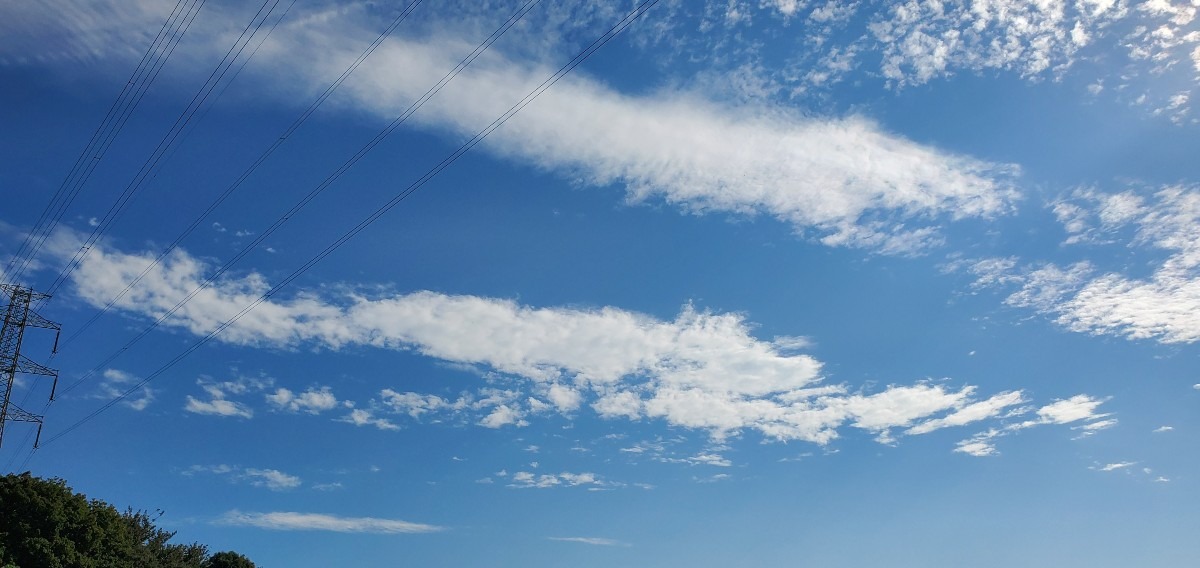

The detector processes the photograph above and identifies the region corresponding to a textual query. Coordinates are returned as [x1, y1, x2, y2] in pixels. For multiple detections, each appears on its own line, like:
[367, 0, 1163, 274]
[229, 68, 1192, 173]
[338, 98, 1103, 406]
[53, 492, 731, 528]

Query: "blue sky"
[1, 0, 1198, 566]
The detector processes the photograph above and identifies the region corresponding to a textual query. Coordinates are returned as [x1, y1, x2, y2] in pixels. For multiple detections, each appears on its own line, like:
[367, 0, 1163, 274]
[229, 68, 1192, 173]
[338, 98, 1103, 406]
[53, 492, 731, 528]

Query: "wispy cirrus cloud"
[758, 0, 1197, 120]
[218, 510, 443, 534]
[183, 376, 270, 419]
[548, 536, 629, 547]
[969, 185, 1200, 344]
[184, 464, 302, 491]
[954, 395, 1114, 457]
[184, 391, 253, 419]
[290, 32, 1018, 253]
[93, 368, 155, 411]
[9, 2, 1020, 255]
[906, 391, 1027, 435]
[335, 408, 399, 431]
[1093, 461, 1137, 472]
[509, 471, 612, 489]
[866, 0, 1128, 86]
[0, 0, 175, 67]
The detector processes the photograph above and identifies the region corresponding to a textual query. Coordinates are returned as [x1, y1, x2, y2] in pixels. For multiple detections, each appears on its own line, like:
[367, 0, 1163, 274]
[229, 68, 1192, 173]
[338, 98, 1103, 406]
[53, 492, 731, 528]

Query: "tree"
[121, 508, 208, 568]
[203, 551, 256, 568]
[0, 473, 252, 568]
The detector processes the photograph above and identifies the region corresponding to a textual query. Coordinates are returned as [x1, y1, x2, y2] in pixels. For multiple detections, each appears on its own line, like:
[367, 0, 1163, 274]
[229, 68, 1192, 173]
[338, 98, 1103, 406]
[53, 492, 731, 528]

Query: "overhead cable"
[3, 0, 207, 287]
[54, 0, 540, 401]
[39, 0, 662, 449]
[41, 0, 286, 298]
[58, 0, 428, 349]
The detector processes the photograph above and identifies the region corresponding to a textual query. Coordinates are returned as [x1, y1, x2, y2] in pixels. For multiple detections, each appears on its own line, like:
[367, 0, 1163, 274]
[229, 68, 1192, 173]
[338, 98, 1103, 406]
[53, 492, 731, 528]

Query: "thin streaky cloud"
[10, 4, 1021, 254]
[969, 185, 1200, 345]
[1095, 462, 1137, 472]
[548, 536, 629, 547]
[218, 510, 444, 534]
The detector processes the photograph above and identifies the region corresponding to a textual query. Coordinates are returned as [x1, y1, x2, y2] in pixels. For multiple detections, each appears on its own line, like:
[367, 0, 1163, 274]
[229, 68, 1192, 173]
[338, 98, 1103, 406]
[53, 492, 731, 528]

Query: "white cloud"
[184, 396, 253, 419]
[242, 468, 302, 491]
[1076, 418, 1118, 431]
[769, 0, 1197, 121]
[1029, 395, 1111, 426]
[379, 390, 451, 419]
[267, 386, 340, 414]
[219, 511, 443, 534]
[664, 452, 733, 467]
[311, 10, 1019, 252]
[1095, 461, 1137, 472]
[954, 394, 1114, 457]
[907, 391, 1026, 435]
[336, 408, 399, 431]
[183, 464, 235, 476]
[1152, 425, 1174, 433]
[548, 536, 628, 547]
[479, 404, 527, 429]
[545, 383, 583, 412]
[183, 377, 261, 419]
[0, 0, 176, 66]
[592, 390, 644, 419]
[971, 186, 1200, 344]
[836, 383, 975, 432]
[696, 473, 732, 483]
[509, 471, 610, 489]
[183, 464, 301, 491]
[15, 3, 1019, 255]
[954, 438, 1000, 457]
[48, 238, 1104, 450]
[94, 368, 155, 411]
[868, 0, 1128, 86]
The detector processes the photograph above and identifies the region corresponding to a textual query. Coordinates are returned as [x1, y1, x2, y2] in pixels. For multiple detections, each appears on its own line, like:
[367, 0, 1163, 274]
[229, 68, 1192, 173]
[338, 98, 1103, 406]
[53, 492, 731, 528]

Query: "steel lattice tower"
[0, 284, 60, 448]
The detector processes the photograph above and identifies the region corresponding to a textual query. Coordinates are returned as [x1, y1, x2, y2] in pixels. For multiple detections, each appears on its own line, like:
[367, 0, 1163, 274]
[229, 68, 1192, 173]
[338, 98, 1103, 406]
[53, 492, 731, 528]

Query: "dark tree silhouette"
[0, 473, 252, 568]
[203, 551, 257, 568]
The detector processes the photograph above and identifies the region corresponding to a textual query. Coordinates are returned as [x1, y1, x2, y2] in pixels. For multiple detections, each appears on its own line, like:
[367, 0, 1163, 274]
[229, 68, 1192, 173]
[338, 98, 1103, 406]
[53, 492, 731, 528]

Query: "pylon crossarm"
[15, 354, 57, 377]
[4, 404, 43, 424]
[0, 284, 49, 301]
[23, 309, 60, 330]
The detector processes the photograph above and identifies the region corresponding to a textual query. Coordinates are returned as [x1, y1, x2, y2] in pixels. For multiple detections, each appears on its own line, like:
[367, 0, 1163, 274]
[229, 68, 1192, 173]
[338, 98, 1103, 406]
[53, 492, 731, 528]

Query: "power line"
[38, 0, 662, 451]
[3, 0, 207, 287]
[52, 0, 539, 401]
[1, 0, 289, 468]
[57, 0, 427, 350]
[40, 0, 287, 299]
[3, 0, 199, 284]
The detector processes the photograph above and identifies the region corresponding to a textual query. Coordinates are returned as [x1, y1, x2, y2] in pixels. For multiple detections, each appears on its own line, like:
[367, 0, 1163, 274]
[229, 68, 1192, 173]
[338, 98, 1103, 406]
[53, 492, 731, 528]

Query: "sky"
[0, 0, 1198, 566]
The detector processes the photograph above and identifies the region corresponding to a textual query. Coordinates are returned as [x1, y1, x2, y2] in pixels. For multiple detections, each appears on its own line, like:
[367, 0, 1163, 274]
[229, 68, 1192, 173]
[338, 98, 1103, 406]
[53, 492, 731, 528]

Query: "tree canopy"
[0, 473, 254, 568]
[202, 551, 257, 568]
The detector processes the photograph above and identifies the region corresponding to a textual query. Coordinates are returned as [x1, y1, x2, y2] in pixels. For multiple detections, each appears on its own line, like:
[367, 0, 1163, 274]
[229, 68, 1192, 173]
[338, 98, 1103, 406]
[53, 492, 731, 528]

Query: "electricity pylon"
[0, 284, 60, 448]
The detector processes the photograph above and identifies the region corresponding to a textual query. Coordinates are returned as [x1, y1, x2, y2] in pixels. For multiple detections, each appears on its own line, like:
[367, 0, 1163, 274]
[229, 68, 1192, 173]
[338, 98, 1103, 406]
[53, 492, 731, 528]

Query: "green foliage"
[203, 551, 256, 568]
[0, 473, 251, 568]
